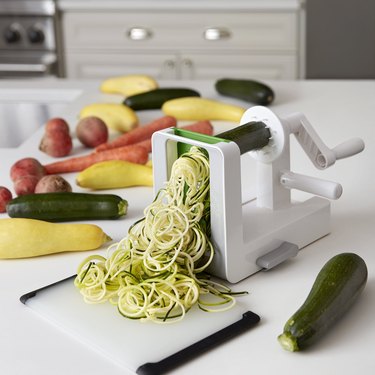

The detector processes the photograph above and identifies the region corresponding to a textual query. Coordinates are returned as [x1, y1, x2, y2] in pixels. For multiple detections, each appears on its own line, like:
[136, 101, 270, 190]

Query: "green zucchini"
[215, 78, 274, 105]
[123, 87, 200, 110]
[278, 252, 368, 352]
[6, 192, 128, 222]
[216, 121, 271, 154]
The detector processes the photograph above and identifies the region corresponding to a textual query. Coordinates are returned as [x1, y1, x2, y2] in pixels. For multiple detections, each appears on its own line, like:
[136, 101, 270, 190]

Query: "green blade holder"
[174, 121, 270, 157]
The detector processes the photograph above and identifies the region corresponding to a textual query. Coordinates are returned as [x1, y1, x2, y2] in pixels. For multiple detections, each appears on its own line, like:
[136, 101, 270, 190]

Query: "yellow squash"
[100, 74, 158, 97]
[76, 160, 153, 189]
[79, 103, 138, 133]
[162, 97, 246, 123]
[0, 218, 111, 259]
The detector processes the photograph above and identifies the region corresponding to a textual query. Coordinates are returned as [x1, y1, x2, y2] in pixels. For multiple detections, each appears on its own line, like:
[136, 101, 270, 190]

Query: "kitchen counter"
[0, 79, 375, 375]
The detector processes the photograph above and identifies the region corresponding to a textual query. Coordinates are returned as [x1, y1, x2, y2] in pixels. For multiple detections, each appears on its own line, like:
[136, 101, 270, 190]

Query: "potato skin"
[0, 186, 12, 213]
[34, 175, 72, 193]
[13, 175, 40, 196]
[45, 118, 70, 134]
[39, 129, 73, 157]
[76, 116, 109, 148]
[10, 157, 47, 196]
[10, 157, 46, 182]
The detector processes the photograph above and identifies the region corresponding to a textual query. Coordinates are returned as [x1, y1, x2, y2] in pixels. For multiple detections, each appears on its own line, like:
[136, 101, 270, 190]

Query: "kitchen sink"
[0, 88, 81, 148]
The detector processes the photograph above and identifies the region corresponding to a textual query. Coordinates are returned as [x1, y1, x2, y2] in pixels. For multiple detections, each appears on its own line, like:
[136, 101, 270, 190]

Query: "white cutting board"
[13, 87, 258, 373]
[22, 276, 252, 374]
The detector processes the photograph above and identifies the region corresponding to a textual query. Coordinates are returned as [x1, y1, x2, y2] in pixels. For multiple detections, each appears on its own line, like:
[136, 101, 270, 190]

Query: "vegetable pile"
[75, 146, 245, 323]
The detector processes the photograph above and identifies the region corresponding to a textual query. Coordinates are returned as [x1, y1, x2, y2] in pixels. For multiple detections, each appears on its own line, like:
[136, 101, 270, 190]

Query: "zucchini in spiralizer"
[278, 252, 368, 352]
[6, 192, 128, 222]
[123, 87, 201, 110]
[215, 78, 275, 105]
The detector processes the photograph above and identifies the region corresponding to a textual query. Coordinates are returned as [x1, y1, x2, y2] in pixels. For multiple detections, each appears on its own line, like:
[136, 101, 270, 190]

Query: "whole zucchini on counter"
[6, 192, 128, 222]
[123, 87, 201, 110]
[278, 252, 368, 351]
[215, 78, 275, 105]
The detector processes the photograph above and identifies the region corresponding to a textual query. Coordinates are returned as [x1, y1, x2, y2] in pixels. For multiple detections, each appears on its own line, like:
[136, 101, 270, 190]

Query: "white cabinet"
[61, 7, 303, 80]
[176, 53, 298, 80]
[64, 52, 179, 80]
[65, 52, 298, 80]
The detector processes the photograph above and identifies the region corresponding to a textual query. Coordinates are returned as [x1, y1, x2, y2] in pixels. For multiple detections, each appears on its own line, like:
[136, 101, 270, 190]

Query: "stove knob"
[28, 27, 45, 44]
[4, 26, 21, 44]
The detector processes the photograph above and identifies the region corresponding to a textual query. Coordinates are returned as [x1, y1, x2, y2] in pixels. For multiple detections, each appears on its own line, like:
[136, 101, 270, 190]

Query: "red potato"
[39, 128, 73, 157]
[10, 157, 47, 195]
[10, 157, 46, 182]
[76, 116, 109, 148]
[0, 186, 12, 213]
[13, 175, 40, 196]
[39, 117, 73, 157]
[45, 118, 70, 134]
[34, 175, 72, 193]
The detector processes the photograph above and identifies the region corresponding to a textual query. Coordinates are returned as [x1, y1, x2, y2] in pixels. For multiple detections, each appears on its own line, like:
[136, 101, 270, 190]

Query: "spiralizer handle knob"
[332, 137, 365, 160]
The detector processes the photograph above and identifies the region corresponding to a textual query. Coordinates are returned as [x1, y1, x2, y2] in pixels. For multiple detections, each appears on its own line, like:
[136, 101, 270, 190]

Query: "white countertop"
[0, 79, 375, 375]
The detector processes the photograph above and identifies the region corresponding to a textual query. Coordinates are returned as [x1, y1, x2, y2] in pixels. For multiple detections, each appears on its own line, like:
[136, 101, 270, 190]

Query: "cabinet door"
[64, 52, 178, 79]
[179, 53, 298, 80]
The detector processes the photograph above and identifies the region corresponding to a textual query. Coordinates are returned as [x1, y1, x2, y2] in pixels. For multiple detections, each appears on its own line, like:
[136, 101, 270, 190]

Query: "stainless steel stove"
[0, 0, 62, 78]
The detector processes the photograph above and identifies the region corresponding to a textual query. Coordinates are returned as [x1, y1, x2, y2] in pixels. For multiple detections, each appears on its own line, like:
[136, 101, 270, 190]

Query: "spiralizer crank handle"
[280, 171, 343, 200]
[332, 137, 365, 160]
[284, 113, 365, 169]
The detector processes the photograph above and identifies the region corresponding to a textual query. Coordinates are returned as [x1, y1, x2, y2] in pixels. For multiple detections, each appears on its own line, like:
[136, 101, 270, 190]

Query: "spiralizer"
[152, 106, 364, 283]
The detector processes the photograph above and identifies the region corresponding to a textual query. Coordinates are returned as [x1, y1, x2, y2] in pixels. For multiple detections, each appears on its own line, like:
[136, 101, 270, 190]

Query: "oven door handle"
[0, 63, 50, 73]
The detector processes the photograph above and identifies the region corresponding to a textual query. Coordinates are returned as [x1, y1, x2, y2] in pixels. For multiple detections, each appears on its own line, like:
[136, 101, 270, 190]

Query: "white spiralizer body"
[152, 106, 364, 283]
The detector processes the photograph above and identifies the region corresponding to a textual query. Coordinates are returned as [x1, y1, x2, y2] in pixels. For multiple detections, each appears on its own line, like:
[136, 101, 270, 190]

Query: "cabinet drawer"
[180, 53, 298, 80]
[62, 11, 298, 52]
[64, 51, 179, 79]
[64, 51, 297, 80]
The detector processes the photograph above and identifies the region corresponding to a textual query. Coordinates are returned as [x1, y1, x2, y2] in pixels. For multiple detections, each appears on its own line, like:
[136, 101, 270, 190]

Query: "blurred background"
[0, 0, 374, 80]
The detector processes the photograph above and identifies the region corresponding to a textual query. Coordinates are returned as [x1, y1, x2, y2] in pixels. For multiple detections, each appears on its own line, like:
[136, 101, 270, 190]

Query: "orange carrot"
[95, 115, 177, 152]
[179, 120, 213, 136]
[133, 139, 152, 153]
[128, 120, 214, 154]
[44, 144, 149, 174]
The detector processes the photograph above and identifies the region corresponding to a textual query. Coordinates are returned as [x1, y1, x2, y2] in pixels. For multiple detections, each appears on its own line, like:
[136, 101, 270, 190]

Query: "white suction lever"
[280, 171, 343, 200]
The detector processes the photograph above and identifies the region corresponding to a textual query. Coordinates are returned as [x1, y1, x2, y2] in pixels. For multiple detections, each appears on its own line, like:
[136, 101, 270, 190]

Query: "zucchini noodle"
[75, 146, 246, 323]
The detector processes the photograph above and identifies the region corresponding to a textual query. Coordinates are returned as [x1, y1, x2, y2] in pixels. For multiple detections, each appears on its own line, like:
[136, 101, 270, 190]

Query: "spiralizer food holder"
[152, 106, 364, 283]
